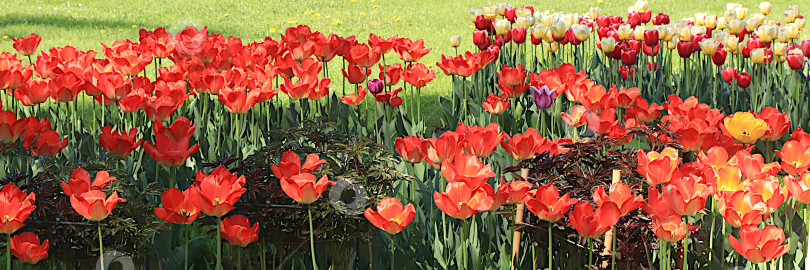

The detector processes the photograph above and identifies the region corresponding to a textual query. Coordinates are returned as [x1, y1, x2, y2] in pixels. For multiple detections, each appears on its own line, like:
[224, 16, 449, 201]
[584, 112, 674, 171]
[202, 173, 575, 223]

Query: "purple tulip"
[367, 79, 385, 95]
[531, 85, 555, 110]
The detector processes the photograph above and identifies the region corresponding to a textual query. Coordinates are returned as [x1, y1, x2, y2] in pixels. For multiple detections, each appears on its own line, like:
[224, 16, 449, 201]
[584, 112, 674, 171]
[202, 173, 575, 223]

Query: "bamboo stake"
[511, 168, 529, 270]
[602, 169, 621, 269]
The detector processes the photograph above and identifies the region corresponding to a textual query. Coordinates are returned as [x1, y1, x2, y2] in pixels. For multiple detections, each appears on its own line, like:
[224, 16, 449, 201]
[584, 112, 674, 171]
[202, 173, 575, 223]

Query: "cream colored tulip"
[797, 18, 806, 30]
[633, 25, 646, 41]
[690, 25, 706, 35]
[496, 2, 509, 16]
[773, 43, 787, 56]
[634, 0, 649, 12]
[572, 24, 590, 41]
[617, 24, 634, 40]
[601, 37, 618, 53]
[517, 8, 532, 18]
[657, 25, 674, 41]
[755, 25, 776, 43]
[540, 13, 554, 27]
[563, 13, 579, 27]
[728, 19, 745, 34]
[727, 3, 742, 11]
[777, 28, 789, 43]
[695, 13, 707, 26]
[734, 7, 748, 20]
[784, 8, 799, 23]
[751, 48, 767, 64]
[724, 10, 734, 23]
[544, 42, 559, 52]
[784, 23, 799, 40]
[483, 6, 498, 20]
[745, 18, 760, 32]
[589, 7, 601, 19]
[717, 17, 728, 30]
[551, 19, 568, 39]
[759, 2, 772, 15]
[493, 19, 511, 35]
[449, 35, 461, 48]
[516, 16, 535, 29]
[712, 31, 728, 42]
[705, 15, 718, 29]
[699, 39, 719, 55]
[667, 38, 679, 50]
[724, 35, 740, 54]
[470, 8, 483, 23]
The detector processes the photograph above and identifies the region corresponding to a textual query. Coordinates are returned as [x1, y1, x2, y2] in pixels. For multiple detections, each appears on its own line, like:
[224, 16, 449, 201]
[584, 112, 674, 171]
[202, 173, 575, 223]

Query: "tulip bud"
[367, 79, 384, 95]
[493, 19, 511, 35]
[544, 42, 559, 52]
[785, 24, 800, 40]
[589, 7, 601, 19]
[787, 50, 805, 70]
[667, 38, 679, 50]
[469, 9, 483, 23]
[796, 18, 806, 30]
[751, 48, 767, 64]
[551, 19, 568, 39]
[659, 25, 675, 41]
[483, 6, 498, 20]
[531, 85, 555, 110]
[695, 13, 707, 26]
[541, 13, 554, 27]
[723, 10, 734, 23]
[563, 14, 579, 27]
[728, 19, 745, 35]
[724, 35, 740, 54]
[618, 24, 634, 40]
[601, 37, 618, 53]
[759, 2, 772, 15]
[777, 28, 789, 43]
[449, 35, 461, 48]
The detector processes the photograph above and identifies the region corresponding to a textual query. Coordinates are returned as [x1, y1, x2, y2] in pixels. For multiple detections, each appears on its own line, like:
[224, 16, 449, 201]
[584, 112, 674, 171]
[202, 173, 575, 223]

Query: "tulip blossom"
[154, 187, 203, 224]
[490, 179, 534, 209]
[24, 129, 67, 157]
[14, 79, 50, 106]
[61, 168, 116, 197]
[378, 64, 402, 86]
[561, 105, 589, 127]
[748, 177, 788, 214]
[569, 201, 620, 238]
[220, 214, 260, 247]
[663, 176, 714, 216]
[276, 168, 333, 205]
[69, 190, 126, 221]
[196, 166, 247, 216]
[728, 225, 789, 264]
[270, 151, 326, 181]
[625, 99, 661, 123]
[724, 112, 767, 144]
[735, 151, 781, 180]
[482, 94, 510, 116]
[0, 111, 28, 144]
[0, 184, 36, 235]
[340, 85, 367, 106]
[757, 107, 790, 141]
[525, 184, 577, 222]
[721, 67, 737, 83]
[735, 72, 751, 88]
[402, 63, 436, 88]
[636, 148, 681, 186]
[395, 136, 426, 163]
[500, 128, 550, 161]
[652, 216, 690, 243]
[345, 43, 381, 68]
[342, 64, 371, 85]
[394, 38, 431, 62]
[433, 182, 494, 220]
[593, 182, 644, 217]
[531, 85, 555, 110]
[174, 26, 208, 57]
[219, 86, 278, 114]
[498, 65, 527, 86]
[719, 190, 767, 228]
[422, 131, 465, 169]
[10, 232, 48, 264]
[441, 152, 495, 188]
[374, 88, 403, 107]
[366, 79, 384, 95]
[786, 172, 810, 203]
[11, 34, 41, 56]
[458, 122, 503, 158]
[776, 140, 810, 175]
[98, 126, 143, 157]
[144, 117, 200, 167]
[363, 197, 416, 234]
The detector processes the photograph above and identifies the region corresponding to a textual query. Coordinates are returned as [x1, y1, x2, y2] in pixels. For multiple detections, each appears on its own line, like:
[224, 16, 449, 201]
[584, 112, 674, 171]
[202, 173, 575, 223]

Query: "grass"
[0, 0, 807, 126]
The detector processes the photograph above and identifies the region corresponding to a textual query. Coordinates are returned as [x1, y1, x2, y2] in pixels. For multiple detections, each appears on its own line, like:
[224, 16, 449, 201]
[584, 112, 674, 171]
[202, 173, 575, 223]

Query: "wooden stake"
[511, 169, 529, 270]
[602, 169, 622, 268]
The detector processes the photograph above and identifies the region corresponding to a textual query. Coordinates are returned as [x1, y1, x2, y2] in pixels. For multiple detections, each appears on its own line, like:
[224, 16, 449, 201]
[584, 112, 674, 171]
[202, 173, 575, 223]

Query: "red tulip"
[24, 129, 66, 157]
[569, 201, 620, 238]
[498, 65, 527, 86]
[98, 126, 143, 157]
[373, 87, 403, 107]
[11, 34, 41, 56]
[776, 140, 810, 176]
[621, 49, 638, 66]
[61, 168, 116, 197]
[345, 43, 381, 68]
[482, 94, 510, 115]
[561, 105, 589, 127]
[719, 190, 767, 228]
[0, 184, 36, 234]
[48, 72, 82, 103]
[787, 54, 805, 70]
[340, 85, 367, 106]
[10, 232, 48, 264]
[652, 13, 670, 25]
[422, 131, 465, 169]
[174, 26, 208, 57]
[677, 40, 694, 58]
[757, 107, 791, 141]
[663, 176, 714, 216]
[625, 98, 661, 123]
[721, 67, 737, 83]
[270, 150, 326, 183]
[787, 172, 810, 203]
[402, 63, 436, 88]
[747, 177, 788, 215]
[490, 178, 534, 209]
[219, 86, 277, 114]
[369, 33, 398, 54]
[433, 182, 494, 220]
[154, 187, 203, 224]
[378, 64, 403, 86]
[511, 27, 527, 44]
[144, 117, 200, 167]
[142, 81, 191, 122]
[69, 190, 125, 221]
[220, 214, 259, 247]
[102, 40, 152, 76]
[196, 166, 246, 216]
[395, 136, 426, 163]
[652, 216, 690, 243]
[637, 148, 681, 186]
[712, 49, 727, 66]
[525, 184, 577, 222]
[736, 72, 751, 88]
[728, 225, 789, 264]
[342, 64, 370, 85]
[14, 79, 50, 106]
[0, 110, 28, 144]
[441, 152, 496, 188]
[500, 127, 550, 161]
[458, 122, 504, 158]
[395, 38, 432, 62]
[364, 197, 416, 234]
[593, 182, 644, 217]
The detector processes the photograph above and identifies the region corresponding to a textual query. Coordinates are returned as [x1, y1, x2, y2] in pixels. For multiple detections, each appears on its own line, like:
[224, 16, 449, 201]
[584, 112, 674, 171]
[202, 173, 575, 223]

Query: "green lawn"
[0, 0, 807, 124]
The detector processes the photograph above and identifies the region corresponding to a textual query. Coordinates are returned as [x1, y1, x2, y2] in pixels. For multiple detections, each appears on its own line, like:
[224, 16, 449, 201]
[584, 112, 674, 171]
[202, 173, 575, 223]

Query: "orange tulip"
[61, 168, 116, 197]
[395, 136, 426, 163]
[642, 186, 680, 221]
[458, 122, 504, 158]
[734, 151, 781, 180]
[433, 182, 494, 219]
[748, 176, 788, 214]
[395, 38, 432, 63]
[525, 184, 578, 222]
[712, 166, 745, 193]
[625, 98, 662, 123]
[757, 107, 790, 141]
[593, 182, 644, 217]
[0, 184, 36, 234]
[497, 64, 527, 86]
[568, 201, 620, 238]
[697, 146, 734, 170]
[723, 112, 768, 144]
[402, 63, 436, 88]
[0, 110, 29, 144]
[10, 232, 48, 264]
[220, 214, 260, 247]
[340, 85, 367, 106]
[786, 172, 810, 203]
[154, 187, 203, 224]
[422, 131, 465, 169]
[281, 172, 333, 205]
[440, 152, 495, 188]
[482, 94, 510, 115]
[636, 147, 681, 186]
[775, 140, 810, 175]
[663, 176, 714, 216]
[561, 105, 589, 127]
[490, 178, 534, 210]
[11, 34, 41, 56]
[69, 190, 126, 221]
[719, 190, 767, 228]
[196, 166, 247, 216]
[728, 225, 789, 264]
[363, 197, 416, 234]
[500, 128, 550, 161]
[652, 216, 690, 243]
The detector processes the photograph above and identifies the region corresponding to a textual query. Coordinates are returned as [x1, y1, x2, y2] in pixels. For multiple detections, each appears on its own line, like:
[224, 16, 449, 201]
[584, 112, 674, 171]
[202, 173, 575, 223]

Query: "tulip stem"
[390, 237, 395, 270]
[588, 238, 593, 270]
[462, 219, 468, 269]
[308, 205, 318, 270]
[99, 222, 105, 270]
[683, 217, 689, 270]
[217, 216, 222, 270]
[185, 224, 189, 270]
[5, 233, 9, 270]
[548, 221, 552, 270]
[408, 162, 417, 203]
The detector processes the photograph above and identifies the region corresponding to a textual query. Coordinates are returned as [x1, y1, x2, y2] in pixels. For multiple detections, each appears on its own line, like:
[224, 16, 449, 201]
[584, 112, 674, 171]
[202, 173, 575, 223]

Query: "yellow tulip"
[589, 7, 601, 19]
[796, 18, 806, 30]
[724, 36, 740, 54]
[726, 3, 743, 11]
[695, 13, 707, 26]
[551, 19, 568, 39]
[483, 6, 498, 20]
[691, 25, 707, 35]
[633, 25, 646, 41]
[773, 43, 787, 56]
[728, 19, 745, 34]
[469, 8, 483, 22]
[751, 48, 767, 64]
[540, 13, 555, 27]
[449, 35, 461, 48]
[517, 8, 532, 18]
[493, 19, 511, 35]
[717, 17, 728, 30]
[614, 24, 632, 40]
[784, 24, 799, 40]
[784, 7, 799, 23]
[658, 25, 674, 41]
[705, 15, 718, 29]
[777, 28, 789, 43]
[544, 42, 559, 53]
[724, 112, 768, 144]
[699, 39, 719, 55]
[601, 37, 618, 53]
[774, 55, 786, 63]
[667, 38, 678, 50]
[734, 7, 748, 20]
[752, 13, 765, 25]
[755, 25, 776, 43]
[745, 18, 760, 32]
[759, 2, 772, 15]
[563, 13, 579, 27]
[723, 10, 734, 23]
